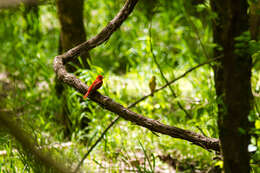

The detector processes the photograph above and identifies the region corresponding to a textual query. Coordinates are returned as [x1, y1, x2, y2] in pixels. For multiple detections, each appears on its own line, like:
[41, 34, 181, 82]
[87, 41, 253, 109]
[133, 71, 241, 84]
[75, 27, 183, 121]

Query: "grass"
[1, 1, 259, 172]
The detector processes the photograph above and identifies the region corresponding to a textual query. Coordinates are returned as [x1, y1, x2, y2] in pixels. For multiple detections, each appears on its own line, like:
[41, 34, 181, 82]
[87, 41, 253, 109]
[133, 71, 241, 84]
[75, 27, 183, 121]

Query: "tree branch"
[0, 110, 72, 173]
[149, 21, 192, 119]
[75, 56, 222, 172]
[53, 2, 220, 171]
[54, 0, 139, 65]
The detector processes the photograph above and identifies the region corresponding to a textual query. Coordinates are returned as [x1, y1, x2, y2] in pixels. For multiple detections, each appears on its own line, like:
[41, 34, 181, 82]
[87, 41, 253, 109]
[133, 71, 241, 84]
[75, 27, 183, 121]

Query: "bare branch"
[155, 55, 223, 92]
[53, 1, 220, 171]
[55, 49, 220, 154]
[54, 0, 139, 65]
[91, 92, 220, 151]
[126, 55, 223, 107]
[75, 56, 222, 171]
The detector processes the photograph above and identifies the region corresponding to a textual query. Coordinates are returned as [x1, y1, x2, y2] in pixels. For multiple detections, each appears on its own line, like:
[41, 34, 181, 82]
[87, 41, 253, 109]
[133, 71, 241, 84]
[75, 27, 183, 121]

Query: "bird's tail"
[83, 92, 89, 99]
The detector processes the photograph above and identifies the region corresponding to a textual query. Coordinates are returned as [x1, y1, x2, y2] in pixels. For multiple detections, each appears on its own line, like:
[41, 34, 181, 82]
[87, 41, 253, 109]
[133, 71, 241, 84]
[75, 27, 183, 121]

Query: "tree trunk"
[56, 0, 90, 70]
[56, 0, 90, 137]
[250, 0, 260, 40]
[211, 1, 252, 172]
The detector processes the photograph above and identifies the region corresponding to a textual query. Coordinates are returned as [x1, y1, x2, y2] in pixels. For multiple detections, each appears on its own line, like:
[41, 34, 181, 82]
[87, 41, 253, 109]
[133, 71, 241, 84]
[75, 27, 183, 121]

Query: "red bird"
[83, 75, 103, 99]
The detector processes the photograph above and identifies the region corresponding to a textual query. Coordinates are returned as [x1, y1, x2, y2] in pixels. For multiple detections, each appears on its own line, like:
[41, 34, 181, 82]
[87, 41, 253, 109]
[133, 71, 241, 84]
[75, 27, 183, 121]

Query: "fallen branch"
[0, 142, 73, 156]
[0, 110, 72, 173]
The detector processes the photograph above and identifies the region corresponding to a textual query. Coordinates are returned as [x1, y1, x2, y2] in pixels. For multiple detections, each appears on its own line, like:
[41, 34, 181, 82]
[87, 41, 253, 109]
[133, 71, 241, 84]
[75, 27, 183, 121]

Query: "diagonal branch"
[55, 57, 220, 152]
[54, 0, 138, 93]
[91, 92, 220, 151]
[0, 110, 73, 173]
[53, 1, 220, 167]
[75, 56, 222, 172]
[55, 0, 139, 65]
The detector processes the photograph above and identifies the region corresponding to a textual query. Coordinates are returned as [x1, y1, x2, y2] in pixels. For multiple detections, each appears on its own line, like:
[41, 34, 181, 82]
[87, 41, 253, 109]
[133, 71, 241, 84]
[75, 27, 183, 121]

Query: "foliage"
[0, 0, 259, 172]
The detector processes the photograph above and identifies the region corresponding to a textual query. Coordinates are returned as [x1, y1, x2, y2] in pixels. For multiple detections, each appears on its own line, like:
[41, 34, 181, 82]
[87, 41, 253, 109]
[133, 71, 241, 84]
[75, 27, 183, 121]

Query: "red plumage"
[83, 75, 103, 99]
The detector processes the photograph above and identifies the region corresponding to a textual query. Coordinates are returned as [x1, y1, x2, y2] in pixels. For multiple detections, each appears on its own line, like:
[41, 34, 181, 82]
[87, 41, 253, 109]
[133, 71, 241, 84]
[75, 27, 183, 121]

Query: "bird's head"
[97, 75, 103, 80]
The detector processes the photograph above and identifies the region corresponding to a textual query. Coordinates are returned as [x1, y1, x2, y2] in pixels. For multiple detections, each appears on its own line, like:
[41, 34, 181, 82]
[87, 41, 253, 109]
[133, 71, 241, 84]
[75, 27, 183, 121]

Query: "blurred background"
[0, 0, 259, 172]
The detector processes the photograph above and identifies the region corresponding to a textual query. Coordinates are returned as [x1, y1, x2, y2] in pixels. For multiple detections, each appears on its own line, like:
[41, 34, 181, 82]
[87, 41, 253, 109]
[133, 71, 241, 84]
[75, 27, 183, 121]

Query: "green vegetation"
[0, 0, 259, 172]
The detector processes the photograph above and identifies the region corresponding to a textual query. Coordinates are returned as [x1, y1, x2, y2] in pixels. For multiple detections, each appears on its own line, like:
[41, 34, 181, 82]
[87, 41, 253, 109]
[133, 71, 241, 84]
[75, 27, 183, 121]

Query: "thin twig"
[74, 55, 222, 172]
[184, 11, 210, 59]
[73, 116, 120, 173]
[156, 55, 223, 92]
[149, 21, 192, 119]
[184, 12, 219, 133]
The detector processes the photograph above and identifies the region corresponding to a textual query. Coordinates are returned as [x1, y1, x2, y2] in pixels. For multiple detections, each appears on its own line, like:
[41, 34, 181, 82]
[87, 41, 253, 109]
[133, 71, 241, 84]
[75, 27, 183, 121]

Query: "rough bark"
[53, 0, 220, 152]
[211, 0, 252, 172]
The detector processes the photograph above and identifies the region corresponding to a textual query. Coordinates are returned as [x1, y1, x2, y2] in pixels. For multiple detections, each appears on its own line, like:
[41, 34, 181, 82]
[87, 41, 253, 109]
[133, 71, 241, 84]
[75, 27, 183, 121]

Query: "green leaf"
[255, 120, 260, 129]
[215, 161, 223, 168]
[238, 128, 247, 135]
